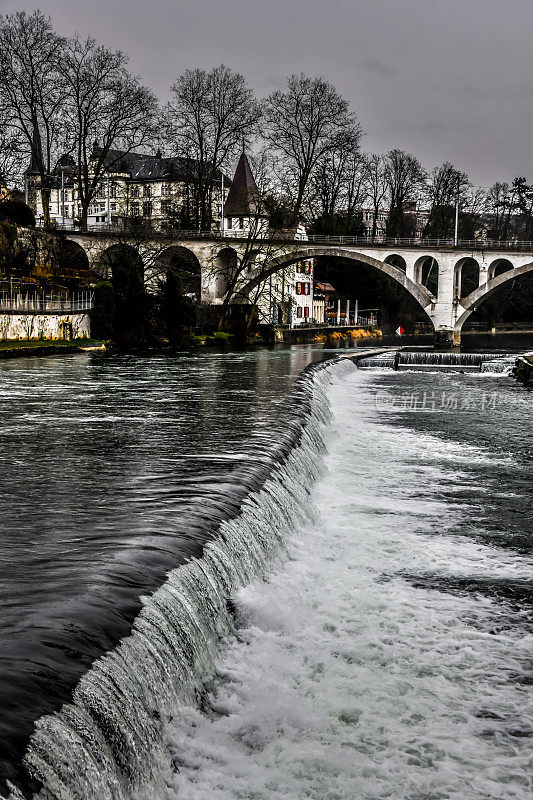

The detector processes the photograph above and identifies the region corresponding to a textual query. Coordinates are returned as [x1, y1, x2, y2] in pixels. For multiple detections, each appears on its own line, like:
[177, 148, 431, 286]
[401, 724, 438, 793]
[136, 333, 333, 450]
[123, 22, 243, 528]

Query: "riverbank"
[0, 339, 104, 359]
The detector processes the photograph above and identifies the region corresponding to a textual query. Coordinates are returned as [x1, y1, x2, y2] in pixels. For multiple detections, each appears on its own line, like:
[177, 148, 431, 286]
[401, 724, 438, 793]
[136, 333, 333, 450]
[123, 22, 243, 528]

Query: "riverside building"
[26, 144, 230, 231]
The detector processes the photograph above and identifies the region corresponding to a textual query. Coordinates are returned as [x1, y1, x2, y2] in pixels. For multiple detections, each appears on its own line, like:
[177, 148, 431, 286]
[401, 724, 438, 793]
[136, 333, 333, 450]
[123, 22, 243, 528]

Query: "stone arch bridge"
[56, 230, 533, 346]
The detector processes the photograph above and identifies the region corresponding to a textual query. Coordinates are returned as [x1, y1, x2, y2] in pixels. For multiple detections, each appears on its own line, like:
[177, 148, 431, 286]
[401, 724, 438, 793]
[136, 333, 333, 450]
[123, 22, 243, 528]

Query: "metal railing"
[0, 291, 94, 313]
[36, 221, 533, 251]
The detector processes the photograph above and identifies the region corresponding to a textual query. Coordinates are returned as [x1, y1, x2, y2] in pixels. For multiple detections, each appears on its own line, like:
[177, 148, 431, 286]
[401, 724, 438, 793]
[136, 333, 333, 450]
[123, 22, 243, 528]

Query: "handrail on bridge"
[35, 221, 533, 251]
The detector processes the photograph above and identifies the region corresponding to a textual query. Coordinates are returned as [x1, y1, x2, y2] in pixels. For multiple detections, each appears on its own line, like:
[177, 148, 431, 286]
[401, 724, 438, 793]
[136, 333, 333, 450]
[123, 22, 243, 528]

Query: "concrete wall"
[0, 313, 91, 341]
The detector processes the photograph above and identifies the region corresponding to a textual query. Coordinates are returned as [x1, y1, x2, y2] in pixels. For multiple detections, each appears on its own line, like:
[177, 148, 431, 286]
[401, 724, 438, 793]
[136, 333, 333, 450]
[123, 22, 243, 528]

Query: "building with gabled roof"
[26, 143, 231, 231]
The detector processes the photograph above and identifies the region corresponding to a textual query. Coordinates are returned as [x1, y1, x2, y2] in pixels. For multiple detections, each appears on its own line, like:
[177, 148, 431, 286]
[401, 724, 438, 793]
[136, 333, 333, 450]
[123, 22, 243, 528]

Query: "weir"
[1, 347, 528, 799]
[358, 350, 514, 373]
[3, 358, 347, 800]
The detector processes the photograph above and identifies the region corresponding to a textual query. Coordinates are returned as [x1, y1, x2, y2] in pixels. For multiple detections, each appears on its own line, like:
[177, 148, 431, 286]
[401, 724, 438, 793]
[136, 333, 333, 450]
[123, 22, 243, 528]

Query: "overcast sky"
[1, 0, 531, 186]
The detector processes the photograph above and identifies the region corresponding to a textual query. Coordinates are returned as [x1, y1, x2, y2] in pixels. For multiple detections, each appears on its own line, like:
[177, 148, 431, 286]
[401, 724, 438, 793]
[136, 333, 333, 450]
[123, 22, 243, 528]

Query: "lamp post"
[60, 167, 66, 226]
[220, 172, 225, 235]
[106, 172, 111, 226]
[454, 176, 460, 247]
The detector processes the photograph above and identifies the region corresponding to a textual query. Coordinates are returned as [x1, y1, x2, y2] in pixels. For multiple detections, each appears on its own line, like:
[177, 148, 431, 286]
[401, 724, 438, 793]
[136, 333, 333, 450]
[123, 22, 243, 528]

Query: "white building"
[27, 145, 229, 230]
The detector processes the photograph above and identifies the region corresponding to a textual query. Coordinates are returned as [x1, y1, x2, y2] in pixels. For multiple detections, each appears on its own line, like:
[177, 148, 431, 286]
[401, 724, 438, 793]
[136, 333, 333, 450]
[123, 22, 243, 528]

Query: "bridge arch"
[151, 245, 202, 301]
[214, 246, 238, 300]
[98, 243, 144, 281]
[454, 257, 479, 300]
[454, 261, 533, 333]
[487, 258, 513, 282]
[383, 254, 407, 272]
[414, 255, 439, 297]
[240, 247, 436, 317]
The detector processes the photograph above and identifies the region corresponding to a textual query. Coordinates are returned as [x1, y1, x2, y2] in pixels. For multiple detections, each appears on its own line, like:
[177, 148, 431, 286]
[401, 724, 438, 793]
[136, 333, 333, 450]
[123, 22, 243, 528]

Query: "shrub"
[0, 199, 36, 227]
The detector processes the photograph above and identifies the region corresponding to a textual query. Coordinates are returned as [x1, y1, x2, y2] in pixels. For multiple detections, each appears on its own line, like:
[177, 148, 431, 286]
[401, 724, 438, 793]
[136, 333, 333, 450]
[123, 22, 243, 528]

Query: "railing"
[33, 221, 533, 250]
[0, 291, 94, 313]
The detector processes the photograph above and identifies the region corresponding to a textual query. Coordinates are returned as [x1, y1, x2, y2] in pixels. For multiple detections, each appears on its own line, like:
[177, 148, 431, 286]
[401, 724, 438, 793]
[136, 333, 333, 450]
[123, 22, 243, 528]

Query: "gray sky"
[1, 0, 531, 186]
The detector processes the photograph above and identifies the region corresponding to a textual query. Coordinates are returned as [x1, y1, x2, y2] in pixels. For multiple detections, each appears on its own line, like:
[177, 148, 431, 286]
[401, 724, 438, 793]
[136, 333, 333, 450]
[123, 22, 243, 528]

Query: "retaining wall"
[0, 313, 91, 341]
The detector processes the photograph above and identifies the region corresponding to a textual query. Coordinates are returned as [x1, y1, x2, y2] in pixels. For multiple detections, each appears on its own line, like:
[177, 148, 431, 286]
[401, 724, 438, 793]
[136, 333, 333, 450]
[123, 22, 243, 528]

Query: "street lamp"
[454, 175, 460, 247]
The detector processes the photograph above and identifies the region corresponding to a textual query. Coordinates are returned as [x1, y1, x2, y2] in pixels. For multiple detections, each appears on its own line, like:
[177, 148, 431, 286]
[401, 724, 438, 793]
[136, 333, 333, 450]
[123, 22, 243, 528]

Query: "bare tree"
[263, 74, 362, 226]
[0, 109, 26, 194]
[168, 65, 260, 230]
[0, 11, 67, 226]
[59, 35, 158, 231]
[364, 154, 388, 241]
[423, 161, 470, 238]
[384, 149, 427, 237]
[484, 182, 513, 240]
[307, 147, 366, 224]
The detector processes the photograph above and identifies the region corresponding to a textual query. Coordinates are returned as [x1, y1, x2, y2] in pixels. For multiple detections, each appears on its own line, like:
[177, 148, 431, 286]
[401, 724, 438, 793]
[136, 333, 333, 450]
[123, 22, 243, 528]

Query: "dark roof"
[224, 152, 266, 217]
[91, 146, 230, 183]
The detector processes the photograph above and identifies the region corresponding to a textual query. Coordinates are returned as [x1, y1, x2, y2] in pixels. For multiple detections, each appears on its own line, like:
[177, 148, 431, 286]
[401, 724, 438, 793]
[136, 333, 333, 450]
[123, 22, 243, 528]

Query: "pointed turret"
[223, 153, 269, 239]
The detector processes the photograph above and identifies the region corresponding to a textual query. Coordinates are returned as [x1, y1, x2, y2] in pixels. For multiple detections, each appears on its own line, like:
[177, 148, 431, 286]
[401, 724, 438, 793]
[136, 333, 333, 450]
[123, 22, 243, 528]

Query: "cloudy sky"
[1, 0, 531, 186]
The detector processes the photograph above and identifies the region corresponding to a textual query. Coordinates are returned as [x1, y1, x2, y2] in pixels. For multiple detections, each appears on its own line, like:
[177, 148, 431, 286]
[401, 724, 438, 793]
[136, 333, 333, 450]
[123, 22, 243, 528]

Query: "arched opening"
[414, 256, 439, 297]
[455, 257, 479, 300]
[214, 247, 238, 301]
[305, 254, 434, 336]
[57, 238, 90, 274]
[456, 263, 533, 336]
[99, 244, 147, 346]
[384, 254, 407, 272]
[153, 246, 201, 302]
[237, 247, 435, 338]
[488, 258, 513, 282]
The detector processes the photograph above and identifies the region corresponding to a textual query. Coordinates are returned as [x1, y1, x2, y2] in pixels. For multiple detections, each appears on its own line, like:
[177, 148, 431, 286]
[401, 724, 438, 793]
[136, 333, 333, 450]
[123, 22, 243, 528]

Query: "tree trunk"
[40, 185, 50, 227]
[80, 204, 89, 233]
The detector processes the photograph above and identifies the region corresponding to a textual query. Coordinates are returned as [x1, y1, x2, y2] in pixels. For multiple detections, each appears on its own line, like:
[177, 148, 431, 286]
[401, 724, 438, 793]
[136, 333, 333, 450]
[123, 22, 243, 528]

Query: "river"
[0, 346, 531, 799]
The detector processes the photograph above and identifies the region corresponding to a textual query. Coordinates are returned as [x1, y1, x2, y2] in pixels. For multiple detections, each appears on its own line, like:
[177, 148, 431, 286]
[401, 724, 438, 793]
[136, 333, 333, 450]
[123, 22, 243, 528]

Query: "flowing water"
[0, 347, 531, 799]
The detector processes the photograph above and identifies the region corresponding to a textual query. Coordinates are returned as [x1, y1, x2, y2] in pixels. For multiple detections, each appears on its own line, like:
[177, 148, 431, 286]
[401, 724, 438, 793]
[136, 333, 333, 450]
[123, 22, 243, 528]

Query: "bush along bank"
[513, 353, 533, 385]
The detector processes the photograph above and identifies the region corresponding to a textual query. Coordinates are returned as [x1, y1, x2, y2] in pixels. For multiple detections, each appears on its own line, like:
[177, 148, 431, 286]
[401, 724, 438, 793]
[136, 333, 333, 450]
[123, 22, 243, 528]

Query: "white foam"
[160, 368, 531, 800]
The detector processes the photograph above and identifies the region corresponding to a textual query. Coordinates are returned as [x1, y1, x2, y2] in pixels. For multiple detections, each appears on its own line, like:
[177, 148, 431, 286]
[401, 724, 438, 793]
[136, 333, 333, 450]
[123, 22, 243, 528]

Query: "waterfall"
[357, 353, 396, 370]
[398, 352, 502, 368]
[357, 351, 512, 373]
[7, 359, 349, 800]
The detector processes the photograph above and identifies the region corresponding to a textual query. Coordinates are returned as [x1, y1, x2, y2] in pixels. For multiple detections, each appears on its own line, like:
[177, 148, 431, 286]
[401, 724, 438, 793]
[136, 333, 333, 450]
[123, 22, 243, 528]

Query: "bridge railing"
[0, 291, 94, 313]
[34, 221, 533, 251]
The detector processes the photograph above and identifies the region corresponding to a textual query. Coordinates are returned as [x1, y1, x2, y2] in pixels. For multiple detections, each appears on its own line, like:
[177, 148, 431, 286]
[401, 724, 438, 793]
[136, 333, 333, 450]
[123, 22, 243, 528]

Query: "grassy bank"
[0, 339, 104, 359]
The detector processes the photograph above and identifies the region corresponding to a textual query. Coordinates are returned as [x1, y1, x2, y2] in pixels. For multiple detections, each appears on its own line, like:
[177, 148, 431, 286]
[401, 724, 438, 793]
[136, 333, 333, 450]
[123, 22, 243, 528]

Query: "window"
[131, 186, 139, 198]
[227, 217, 232, 229]
[296, 282, 302, 295]
[110, 184, 117, 199]
[297, 307, 303, 318]
[238, 217, 244, 230]
[161, 200, 172, 214]
[143, 185, 151, 198]
[161, 184, 171, 197]
[143, 201, 152, 217]
[131, 202, 139, 216]
[304, 306, 309, 318]
[111, 203, 116, 212]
